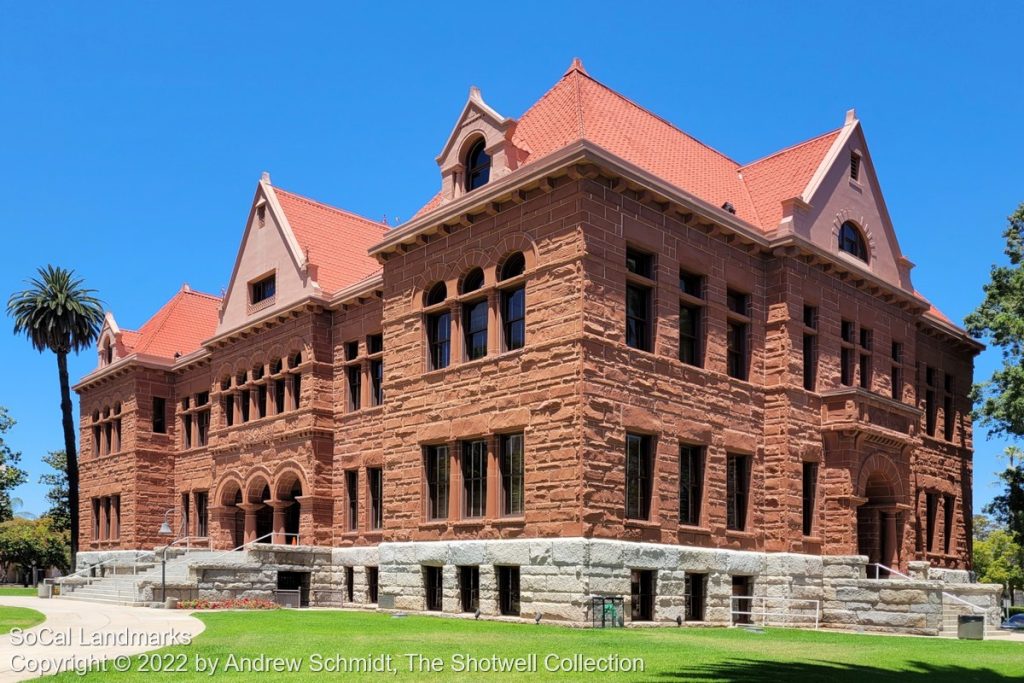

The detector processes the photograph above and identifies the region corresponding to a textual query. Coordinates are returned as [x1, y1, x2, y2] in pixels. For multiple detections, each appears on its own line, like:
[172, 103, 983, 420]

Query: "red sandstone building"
[73, 61, 991, 628]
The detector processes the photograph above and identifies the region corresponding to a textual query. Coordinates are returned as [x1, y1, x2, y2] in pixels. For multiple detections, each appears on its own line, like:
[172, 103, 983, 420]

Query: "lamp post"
[158, 509, 174, 603]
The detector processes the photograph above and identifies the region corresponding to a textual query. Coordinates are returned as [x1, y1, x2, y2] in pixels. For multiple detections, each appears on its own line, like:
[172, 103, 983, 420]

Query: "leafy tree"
[966, 203, 1024, 546]
[974, 514, 996, 541]
[0, 408, 27, 523]
[0, 517, 70, 578]
[973, 515, 1024, 603]
[39, 450, 69, 532]
[7, 266, 104, 558]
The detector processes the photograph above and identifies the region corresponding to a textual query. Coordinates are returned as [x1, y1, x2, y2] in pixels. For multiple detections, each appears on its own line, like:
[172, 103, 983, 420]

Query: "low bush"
[178, 597, 279, 610]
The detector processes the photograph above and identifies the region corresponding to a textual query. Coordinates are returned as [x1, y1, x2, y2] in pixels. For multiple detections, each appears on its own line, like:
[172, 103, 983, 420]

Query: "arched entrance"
[274, 473, 303, 545]
[247, 479, 273, 544]
[218, 481, 245, 549]
[856, 468, 904, 575]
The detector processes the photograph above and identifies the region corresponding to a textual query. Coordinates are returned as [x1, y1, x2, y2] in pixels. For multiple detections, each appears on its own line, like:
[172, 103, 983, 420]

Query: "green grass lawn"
[47, 610, 1024, 682]
[0, 605, 45, 634]
[0, 586, 37, 596]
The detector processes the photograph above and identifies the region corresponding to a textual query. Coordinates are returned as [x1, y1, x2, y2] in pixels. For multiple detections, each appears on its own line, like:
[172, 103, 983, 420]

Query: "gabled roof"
[119, 286, 221, 360]
[740, 129, 842, 229]
[274, 187, 389, 294]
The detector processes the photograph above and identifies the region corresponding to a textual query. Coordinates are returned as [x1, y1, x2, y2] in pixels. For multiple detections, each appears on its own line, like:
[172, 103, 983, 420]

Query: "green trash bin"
[957, 615, 984, 640]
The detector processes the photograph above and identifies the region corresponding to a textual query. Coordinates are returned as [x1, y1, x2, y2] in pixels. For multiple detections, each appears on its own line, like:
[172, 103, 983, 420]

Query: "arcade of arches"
[212, 470, 309, 547]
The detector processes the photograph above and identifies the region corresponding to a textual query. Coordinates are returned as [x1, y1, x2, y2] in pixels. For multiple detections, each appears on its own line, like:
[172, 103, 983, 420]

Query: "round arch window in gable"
[465, 139, 491, 191]
[839, 221, 869, 263]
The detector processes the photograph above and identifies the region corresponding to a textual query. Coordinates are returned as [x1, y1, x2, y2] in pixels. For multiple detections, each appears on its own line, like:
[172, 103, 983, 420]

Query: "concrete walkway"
[0, 597, 204, 682]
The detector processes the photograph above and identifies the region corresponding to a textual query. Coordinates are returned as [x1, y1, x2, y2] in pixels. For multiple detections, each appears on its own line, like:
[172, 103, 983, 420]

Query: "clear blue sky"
[1, 2, 1021, 517]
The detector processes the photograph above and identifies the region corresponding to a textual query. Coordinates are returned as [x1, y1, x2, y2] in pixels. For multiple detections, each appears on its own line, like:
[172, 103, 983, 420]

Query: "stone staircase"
[55, 549, 250, 607]
[937, 594, 1002, 638]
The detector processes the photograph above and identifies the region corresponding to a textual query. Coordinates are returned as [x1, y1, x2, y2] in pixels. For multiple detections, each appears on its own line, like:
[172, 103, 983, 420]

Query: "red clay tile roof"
[274, 187, 389, 294]
[413, 62, 840, 234]
[119, 288, 221, 360]
[914, 290, 956, 327]
[740, 129, 842, 229]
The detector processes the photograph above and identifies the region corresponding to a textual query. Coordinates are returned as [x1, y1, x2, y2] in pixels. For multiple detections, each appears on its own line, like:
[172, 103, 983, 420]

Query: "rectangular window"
[891, 342, 903, 401]
[859, 328, 873, 350]
[344, 567, 354, 602]
[726, 453, 751, 532]
[497, 566, 520, 616]
[925, 366, 937, 436]
[274, 379, 286, 414]
[195, 491, 208, 537]
[802, 462, 818, 536]
[679, 444, 703, 526]
[501, 287, 525, 351]
[841, 348, 854, 386]
[679, 269, 702, 298]
[112, 495, 120, 539]
[292, 366, 302, 409]
[370, 359, 384, 406]
[347, 365, 362, 411]
[462, 440, 487, 518]
[250, 274, 276, 304]
[841, 319, 855, 343]
[345, 341, 360, 361]
[224, 394, 234, 428]
[182, 413, 192, 449]
[257, 384, 267, 418]
[803, 334, 817, 391]
[424, 445, 449, 520]
[943, 495, 955, 554]
[367, 333, 383, 355]
[427, 311, 451, 370]
[630, 569, 655, 622]
[859, 353, 871, 389]
[368, 467, 383, 530]
[240, 389, 250, 422]
[104, 421, 112, 454]
[152, 397, 166, 433]
[679, 303, 701, 366]
[727, 321, 748, 380]
[943, 374, 955, 441]
[459, 566, 480, 613]
[463, 299, 489, 360]
[366, 566, 379, 603]
[685, 573, 707, 622]
[500, 433, 524, 516]
[181, 492, 191, 536]
[92, 425, 101, 456]
[424, 565, 443, 611]
[346, 470, 358, 532]
[926, 492, 938, 552]
[102, 497, 111, 539]
[626, 248, 654, 278]
[626, 283, 652, 351]
[726, 289, 749, 316]
[196, 410, 210, 447]
[625, 433, 653, 520]
[803, 305, 818, 330]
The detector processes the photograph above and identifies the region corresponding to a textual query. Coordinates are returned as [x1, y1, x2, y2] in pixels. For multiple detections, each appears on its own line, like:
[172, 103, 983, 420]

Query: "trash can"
[957, 615, 985, 640]
[37, 583, 52, 599]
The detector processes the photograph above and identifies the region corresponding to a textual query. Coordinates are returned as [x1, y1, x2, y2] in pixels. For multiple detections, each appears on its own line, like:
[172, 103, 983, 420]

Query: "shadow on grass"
[658, 659, 1013, 682]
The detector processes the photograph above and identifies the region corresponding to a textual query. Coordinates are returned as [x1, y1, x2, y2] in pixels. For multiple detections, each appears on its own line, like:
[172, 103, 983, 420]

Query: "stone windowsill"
[802, 535, 824, 544]
[725, 529, 756, 540]
[421, 347, 526, 380]
[343, 405, 385, 418]
[451, 519, 487, 529]
[677, 525, 712, 536]
[624, 519, 662, 530]
[491, 516, 526, 527]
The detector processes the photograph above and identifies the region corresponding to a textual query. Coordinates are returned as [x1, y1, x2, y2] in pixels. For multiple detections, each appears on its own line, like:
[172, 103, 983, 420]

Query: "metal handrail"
[867, 562, 913, 580]
[46, 552, 146, 586]
[730, 595, 821, 629]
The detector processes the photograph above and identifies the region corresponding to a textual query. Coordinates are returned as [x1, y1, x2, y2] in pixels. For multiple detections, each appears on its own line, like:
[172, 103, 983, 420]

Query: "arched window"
[499, 252, 526, 281]
[465, 139, 490, 191]
[426, 282, 447, 307]
[460, 268, 485, 295]
[839, 222, 868, 262]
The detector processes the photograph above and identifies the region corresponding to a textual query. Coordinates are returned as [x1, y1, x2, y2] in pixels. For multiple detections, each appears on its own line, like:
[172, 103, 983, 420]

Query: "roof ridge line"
[274, 187, 389, 232]
[738, 127, 843, 170]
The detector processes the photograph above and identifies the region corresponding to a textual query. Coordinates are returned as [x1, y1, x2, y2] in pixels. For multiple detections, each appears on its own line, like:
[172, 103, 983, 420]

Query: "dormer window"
[101, 340, 113, 366]
[465, 139, 490, 191]
[838, 222, 868, 263]
[248, 274, 276, 305]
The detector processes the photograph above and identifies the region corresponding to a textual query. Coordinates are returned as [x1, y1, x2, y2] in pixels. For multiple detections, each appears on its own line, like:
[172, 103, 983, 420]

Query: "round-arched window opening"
[839, 221, 869, 262]
[465, 139, 490, 191]
[425, 282, 447, 307]
[461, 267, 485, 295]
[290, 351, 303, 369]
[499, 252, 526, 281]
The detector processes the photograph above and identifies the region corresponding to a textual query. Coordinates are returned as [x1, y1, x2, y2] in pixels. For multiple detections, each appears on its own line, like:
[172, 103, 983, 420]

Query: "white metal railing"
[730, 596, 821, 629]
[867, 562, 912, 580]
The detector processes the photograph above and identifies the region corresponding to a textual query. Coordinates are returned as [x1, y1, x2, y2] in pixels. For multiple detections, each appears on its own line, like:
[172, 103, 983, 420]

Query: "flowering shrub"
[178, 597, 279, 610]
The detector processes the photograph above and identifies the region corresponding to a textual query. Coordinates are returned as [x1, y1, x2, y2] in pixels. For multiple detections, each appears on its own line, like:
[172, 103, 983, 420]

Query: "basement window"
[630, 569, 655, 622]
[424, 565, 443, 611]
[497, 566, 520, 616]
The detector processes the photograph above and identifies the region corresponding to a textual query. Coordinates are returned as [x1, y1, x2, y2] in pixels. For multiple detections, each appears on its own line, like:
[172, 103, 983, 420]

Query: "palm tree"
[8, 266, 104, 558]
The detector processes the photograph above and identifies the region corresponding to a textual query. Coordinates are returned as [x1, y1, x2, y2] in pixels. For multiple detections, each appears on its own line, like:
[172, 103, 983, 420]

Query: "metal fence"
[730, 596, 821, 629]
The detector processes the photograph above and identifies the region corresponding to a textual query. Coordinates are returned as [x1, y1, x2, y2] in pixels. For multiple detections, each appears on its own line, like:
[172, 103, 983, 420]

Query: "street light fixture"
[158, 508, 174, 603]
